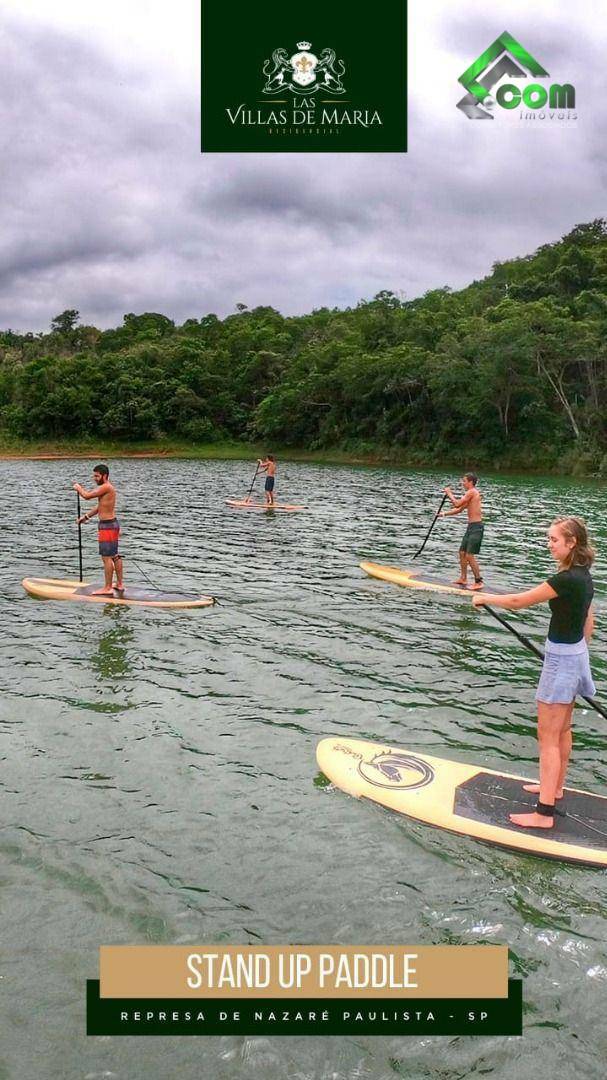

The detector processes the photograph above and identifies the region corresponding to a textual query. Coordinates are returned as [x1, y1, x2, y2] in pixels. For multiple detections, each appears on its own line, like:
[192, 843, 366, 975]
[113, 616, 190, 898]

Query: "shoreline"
[0, 440, 602, 479]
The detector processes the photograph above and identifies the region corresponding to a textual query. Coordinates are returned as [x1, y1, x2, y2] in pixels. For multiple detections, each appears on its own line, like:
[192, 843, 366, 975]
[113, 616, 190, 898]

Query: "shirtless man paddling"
[73, 465, 124, 596]
[257, 454, 277, 506]
[440, 472, 484, 590]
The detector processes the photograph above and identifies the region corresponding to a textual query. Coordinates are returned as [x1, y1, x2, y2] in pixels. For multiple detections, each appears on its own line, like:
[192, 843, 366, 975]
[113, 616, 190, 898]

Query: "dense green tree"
[2, 221, 607, 470]
[50, 309, 80, 334]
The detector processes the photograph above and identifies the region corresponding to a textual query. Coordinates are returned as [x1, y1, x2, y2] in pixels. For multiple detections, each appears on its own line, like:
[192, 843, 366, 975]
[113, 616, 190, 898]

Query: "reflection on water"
[89, 611, 135, 680]
[1, 458, 607, 1078]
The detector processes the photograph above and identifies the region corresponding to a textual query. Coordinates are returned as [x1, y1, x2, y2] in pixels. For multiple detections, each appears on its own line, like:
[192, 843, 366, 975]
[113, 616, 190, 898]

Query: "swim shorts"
[536, 638, 596, 704]
[265, 476, 275, 492]
[98, 518, 120, 557]
[460, 522, 484, 555]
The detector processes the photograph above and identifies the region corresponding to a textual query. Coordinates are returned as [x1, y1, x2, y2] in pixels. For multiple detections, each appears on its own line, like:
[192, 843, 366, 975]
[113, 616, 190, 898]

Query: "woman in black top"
[472, 516, 595, 830]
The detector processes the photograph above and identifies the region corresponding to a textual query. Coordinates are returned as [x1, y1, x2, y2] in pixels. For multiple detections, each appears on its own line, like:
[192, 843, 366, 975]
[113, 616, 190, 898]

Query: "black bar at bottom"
[86, 979, 522, 1036]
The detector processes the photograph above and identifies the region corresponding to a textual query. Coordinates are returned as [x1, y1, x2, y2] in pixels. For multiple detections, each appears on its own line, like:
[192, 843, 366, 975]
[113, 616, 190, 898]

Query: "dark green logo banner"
[86, 979, 522, 1036]
[201, 0, 407, 152]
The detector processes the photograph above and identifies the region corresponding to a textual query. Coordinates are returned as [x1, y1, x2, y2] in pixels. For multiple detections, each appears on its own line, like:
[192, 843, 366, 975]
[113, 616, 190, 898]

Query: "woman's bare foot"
[469, 581, 484, 591]
[91, 587, 114, 596]
[452, 578, 468, 586]
[509, 811, 554, 829]
[523, 783, 563, 799]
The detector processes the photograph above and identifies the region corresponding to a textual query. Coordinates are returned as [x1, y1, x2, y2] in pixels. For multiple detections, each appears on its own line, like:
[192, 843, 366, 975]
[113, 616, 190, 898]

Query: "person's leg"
[557, 703, 574, 792]
[93, 557, 115, 595]
[538, 702, 570, 805]
[523, 702, 573, 799]
[113, 555, 124, 590]
[467, 554, 483, 590]
[510, 702, 570, 827]
[454, 549, 468, 585]
[103, 557, 113, 588]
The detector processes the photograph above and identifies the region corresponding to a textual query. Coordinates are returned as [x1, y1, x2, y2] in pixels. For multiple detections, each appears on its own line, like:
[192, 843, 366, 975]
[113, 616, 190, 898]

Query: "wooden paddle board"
[22, 578, 216, 609]
[225, 499, 305, 512]
[360, 561, 498, 596]
[317, 736, 607, 867]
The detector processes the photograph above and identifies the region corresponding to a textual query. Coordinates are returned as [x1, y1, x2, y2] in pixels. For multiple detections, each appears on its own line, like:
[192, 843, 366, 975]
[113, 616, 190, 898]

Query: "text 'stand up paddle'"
[76, 492, 83, 582]
[246, 462, 261, 501]
[412, 494, 448, 559]
[481, 602, 607, 722]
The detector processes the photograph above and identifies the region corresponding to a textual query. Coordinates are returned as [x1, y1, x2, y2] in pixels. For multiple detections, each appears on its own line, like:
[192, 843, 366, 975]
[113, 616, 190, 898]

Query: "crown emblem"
[262, 40, 346, 97]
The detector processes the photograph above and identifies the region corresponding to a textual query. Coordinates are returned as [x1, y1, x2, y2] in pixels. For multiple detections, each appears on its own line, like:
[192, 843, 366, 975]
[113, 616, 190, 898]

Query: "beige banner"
[100, 945, 508, 999]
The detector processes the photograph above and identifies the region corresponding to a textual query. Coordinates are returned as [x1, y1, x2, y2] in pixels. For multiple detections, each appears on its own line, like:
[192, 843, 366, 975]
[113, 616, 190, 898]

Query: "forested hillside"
[2, 219, 607, 472]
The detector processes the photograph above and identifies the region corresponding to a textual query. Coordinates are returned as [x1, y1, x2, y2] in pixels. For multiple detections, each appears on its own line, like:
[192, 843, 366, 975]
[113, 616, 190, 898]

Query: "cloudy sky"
[1, 0, 605, 332]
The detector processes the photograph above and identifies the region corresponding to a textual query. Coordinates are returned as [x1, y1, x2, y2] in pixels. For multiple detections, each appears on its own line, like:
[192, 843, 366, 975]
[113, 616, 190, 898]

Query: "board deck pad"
[454, 771, 607, 851]
[316, 737, 607, 867]
[225, 498, 305, 512]
[22, 578, 215, 609]
[360, 561, 505, 596]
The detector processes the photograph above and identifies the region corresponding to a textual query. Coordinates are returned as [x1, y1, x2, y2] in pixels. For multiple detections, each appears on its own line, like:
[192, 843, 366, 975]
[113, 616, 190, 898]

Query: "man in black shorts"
[258, 454, 276, 506]
[440, 473, 484, 590]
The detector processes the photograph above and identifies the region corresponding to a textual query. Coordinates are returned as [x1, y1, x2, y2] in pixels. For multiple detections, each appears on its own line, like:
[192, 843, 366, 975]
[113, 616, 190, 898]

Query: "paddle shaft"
[483, 603, 607, 722]
[247, 462, 261, 499]
[76, 492, 83, 582]
[412, 494, 448, 559]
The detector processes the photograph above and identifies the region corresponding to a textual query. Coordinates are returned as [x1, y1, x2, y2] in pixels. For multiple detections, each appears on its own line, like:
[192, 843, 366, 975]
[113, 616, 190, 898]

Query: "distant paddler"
[257, 453, 276, 506]
[73, 464, 124, 596]
[473, 516, 596, 830]
[440, 472, 484, 590]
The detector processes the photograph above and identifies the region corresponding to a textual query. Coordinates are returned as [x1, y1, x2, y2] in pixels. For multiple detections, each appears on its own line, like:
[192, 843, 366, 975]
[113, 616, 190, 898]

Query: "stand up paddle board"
[360, 562, 500, 596]
[317, 737, 607, 867]
[225, 499, 305, 512]
[22, 578, 216, 609]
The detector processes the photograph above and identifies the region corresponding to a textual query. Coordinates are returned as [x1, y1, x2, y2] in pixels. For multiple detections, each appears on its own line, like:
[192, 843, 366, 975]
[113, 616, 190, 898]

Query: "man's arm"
[442, 489, 473, 515]
[78, 506, 99, 524]
[444, 486, 472, 510]
[73, 482, 110, 500]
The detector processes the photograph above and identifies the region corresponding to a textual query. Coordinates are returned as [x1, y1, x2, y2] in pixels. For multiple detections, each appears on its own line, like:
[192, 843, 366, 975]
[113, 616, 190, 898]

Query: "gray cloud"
[0, 10, 605, 332]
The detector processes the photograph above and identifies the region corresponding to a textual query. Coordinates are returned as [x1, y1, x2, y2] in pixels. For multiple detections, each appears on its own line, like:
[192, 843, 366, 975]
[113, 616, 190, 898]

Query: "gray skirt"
[536, 638, 596, 705]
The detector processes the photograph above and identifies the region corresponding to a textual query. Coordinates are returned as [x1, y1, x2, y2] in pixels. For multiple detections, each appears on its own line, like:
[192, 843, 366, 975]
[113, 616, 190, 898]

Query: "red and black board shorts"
[98, 518, 120, 557]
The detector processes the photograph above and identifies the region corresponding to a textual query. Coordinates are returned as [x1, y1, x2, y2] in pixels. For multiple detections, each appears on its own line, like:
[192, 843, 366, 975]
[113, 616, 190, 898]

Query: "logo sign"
[262, 42, 346, 97]
[359, 752, 435, 791]
[457, 31, 576, 121]
[201, 0, 408, 152]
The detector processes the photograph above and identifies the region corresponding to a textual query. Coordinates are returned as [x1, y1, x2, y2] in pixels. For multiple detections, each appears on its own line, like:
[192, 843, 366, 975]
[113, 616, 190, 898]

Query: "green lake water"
[2, 458, 607, 1079]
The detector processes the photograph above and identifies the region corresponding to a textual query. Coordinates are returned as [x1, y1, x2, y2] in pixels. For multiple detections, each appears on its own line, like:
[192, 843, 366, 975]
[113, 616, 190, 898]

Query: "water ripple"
[2, 459, 607, 1078]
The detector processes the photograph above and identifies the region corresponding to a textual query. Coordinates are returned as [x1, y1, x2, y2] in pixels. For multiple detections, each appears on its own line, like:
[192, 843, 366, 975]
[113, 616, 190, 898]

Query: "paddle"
[246, 462, 261, 502]
[481, 602, 607, 722]
[412, 494, 448, 559]
[76, 492, 83, 582]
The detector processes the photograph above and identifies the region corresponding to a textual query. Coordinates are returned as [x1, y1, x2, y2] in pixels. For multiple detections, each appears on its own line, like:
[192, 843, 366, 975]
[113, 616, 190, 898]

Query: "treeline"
[2, 219, 607, 471]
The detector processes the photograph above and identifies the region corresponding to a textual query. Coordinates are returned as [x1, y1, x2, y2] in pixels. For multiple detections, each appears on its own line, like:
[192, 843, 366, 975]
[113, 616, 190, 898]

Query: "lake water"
[2, 458, 607, 1078]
